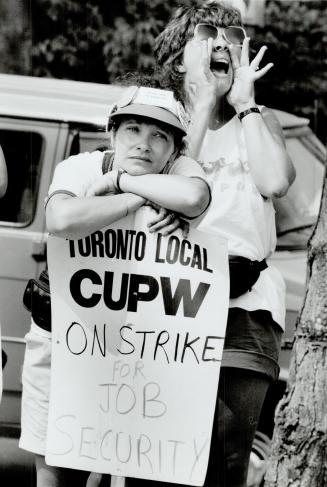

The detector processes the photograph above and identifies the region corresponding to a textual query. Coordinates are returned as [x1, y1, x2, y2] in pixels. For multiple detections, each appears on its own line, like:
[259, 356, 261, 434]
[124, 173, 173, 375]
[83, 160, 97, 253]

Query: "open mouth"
[210, 60, 229, 75]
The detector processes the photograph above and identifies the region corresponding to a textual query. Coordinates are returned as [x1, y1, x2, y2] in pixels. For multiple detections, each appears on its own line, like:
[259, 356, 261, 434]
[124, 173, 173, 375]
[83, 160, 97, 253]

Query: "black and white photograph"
[0, 1, 326, 486]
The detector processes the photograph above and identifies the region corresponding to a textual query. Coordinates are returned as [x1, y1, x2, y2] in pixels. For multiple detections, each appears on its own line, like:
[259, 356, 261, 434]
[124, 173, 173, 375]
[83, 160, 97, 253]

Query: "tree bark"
[265, 173, 327, 486]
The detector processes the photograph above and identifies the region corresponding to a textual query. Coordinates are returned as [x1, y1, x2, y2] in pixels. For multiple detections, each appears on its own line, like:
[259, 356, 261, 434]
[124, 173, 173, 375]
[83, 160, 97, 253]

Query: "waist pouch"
[229, 256, 267, 299]
[23, 270, 51, 332]
[2, 349, 7, 370]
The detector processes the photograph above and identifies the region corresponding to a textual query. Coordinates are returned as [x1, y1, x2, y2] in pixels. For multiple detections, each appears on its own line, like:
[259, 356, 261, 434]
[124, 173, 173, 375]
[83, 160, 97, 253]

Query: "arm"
[239, 106, 295, 198]
[119, 172, 210, 218]
[186, 98, 213, 160]
[228, 39, 295, 198]
[0, 146, 8, 198]
[46, 192, 145, 239]
[183, 38, 296, 197]
[86, 166, 210, 219]
[183, 38, 218, 160]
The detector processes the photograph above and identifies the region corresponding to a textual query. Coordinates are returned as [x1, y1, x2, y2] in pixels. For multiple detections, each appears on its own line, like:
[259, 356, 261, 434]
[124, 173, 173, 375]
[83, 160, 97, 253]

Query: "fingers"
[207, 37, 213, 59]
[147, 208, 190, 238]
[148, 218, 178, 235]
[85, 172, 117, 196]
[158, 219, 180, 236]
[180, 219, 190, 239]
[147, 207, 167, 226]
[149, 219, 190, 237]
[250, 45, 268, 71]
[229, 44, 240, 70]
[254, 62, 274, 79]
[148, 209, 177, 234]
[200, 39, 212, 74]
[250, 45, 273, 78]
[85, 181, 107, 197]
[240, 37, 250, 66]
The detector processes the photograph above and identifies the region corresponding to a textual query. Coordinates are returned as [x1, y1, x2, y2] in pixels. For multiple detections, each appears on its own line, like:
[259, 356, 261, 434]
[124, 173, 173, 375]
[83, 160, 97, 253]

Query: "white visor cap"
[108, 86, 188, 136]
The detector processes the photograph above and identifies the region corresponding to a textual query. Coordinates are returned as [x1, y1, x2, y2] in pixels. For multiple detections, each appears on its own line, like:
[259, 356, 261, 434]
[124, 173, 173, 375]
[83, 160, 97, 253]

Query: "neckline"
[207, 113, 237, 133]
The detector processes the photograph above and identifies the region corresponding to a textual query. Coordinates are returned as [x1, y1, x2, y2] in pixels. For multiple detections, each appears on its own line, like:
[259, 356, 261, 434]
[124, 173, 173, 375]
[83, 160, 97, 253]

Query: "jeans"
[128, 367, 270, 487]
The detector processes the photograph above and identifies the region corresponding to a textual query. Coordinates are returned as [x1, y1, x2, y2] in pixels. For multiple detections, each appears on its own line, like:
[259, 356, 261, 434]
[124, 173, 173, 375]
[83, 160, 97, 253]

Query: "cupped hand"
[147, 207, 189, 238]
[227, 38, 273, 111]
[183, 38, 218, 109]
[85, 170, 119, 197]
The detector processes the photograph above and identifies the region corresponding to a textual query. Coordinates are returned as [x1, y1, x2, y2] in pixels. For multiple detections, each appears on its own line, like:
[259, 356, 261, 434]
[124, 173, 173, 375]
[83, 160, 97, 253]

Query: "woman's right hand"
[183, 38, 217, 110]
[227, 38, 273, 112]
[86, 170, 119, 197]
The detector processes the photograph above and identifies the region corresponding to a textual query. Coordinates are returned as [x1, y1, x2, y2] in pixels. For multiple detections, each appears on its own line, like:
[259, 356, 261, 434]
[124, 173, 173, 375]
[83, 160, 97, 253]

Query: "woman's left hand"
[147, 207, 189, 237]
[85, 170, 119, 197]
[227, 38, 273, 111]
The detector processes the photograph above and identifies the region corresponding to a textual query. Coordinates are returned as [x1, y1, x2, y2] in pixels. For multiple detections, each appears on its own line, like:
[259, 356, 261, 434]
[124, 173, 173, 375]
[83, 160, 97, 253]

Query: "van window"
[0, 130, 43, 226]
[78, 130, 110, 154]
[274, 128, 325, 250]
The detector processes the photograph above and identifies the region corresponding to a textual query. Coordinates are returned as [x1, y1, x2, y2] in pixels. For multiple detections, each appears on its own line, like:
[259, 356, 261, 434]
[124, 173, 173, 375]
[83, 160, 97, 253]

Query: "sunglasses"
[194, 23, 247, 46]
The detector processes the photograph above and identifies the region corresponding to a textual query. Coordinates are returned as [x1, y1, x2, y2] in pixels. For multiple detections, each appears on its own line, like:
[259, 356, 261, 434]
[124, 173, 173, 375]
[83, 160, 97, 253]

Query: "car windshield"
[274, 125, 325, 251]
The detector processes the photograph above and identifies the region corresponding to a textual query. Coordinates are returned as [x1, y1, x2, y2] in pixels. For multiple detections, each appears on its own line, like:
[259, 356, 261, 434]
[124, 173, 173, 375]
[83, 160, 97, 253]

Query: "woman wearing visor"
[154, 2, 295, 487]
[45, 86, 210, 239]
[19, 82, 211, 487]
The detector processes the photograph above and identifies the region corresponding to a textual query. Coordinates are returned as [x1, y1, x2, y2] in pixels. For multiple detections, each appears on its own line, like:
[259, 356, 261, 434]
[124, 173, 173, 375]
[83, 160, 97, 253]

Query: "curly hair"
[113, 71, 161, 89]
[155, 1, 242, 66]
[154, 1, 242, 102]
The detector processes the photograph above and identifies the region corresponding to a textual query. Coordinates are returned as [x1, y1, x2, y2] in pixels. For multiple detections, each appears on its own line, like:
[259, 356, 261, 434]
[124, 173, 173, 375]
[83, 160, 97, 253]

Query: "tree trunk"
[264, 172, 327, 486]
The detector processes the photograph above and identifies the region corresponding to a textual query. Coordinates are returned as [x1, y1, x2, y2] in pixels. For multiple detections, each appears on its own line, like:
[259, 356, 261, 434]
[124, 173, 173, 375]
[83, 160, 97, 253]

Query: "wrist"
[235, 100, 257, 114]
[125, 193, 145, 214]
[238, 107, 261, 121]
[115, 168, 127, 193]
[187, 83, 216, 111]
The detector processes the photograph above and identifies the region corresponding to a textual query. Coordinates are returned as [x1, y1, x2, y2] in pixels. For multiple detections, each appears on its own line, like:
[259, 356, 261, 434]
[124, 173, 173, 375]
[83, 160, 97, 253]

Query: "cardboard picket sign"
[46, 208, 229, 485]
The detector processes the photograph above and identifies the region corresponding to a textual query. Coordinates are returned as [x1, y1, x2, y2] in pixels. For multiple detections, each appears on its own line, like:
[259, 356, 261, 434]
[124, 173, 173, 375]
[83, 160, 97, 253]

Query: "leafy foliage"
[0, 0, 326, 140]
[30, 0, 110, 81]
[252, 1, 327, 142]
[30, 0, 190, 81]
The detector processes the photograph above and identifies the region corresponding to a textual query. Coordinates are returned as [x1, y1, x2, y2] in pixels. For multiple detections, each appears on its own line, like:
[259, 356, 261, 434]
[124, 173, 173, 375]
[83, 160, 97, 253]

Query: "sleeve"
[168, 155, 212, 220]
[47, 151, 103, 202]
[168, 155, 208, 179]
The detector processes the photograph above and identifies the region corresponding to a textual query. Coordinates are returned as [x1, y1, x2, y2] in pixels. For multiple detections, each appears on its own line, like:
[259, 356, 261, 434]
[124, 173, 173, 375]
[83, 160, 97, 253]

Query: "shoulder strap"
[102, 152, 114, 174]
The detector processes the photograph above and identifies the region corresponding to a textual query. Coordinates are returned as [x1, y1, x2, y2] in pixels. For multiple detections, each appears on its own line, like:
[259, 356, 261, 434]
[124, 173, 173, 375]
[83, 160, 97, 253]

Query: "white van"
[0, 74, 125, 430]
[0, 74, 325, 477]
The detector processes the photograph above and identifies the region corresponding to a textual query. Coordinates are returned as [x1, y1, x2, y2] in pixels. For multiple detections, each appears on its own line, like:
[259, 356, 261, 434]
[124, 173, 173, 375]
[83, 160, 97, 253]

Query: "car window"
[274, 128, 325, 250]
[78, 130, 110, 154]
[0, 129, 43, 226]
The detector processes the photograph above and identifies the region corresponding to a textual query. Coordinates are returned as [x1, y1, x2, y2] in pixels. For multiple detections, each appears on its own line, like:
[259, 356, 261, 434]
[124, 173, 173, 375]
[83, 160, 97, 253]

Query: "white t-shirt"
[197, 114, 286, 329]
[48, 150, 208, 201]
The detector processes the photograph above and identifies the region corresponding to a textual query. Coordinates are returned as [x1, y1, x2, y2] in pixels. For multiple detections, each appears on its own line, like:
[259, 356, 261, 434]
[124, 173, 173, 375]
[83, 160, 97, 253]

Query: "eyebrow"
[124, 118, 171, 133]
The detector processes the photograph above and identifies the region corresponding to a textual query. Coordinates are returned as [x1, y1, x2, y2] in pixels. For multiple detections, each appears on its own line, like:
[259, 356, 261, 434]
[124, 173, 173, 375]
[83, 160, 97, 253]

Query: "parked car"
[247, 110, 325, 487]
[268, 109, 325, 381]
[0, 74, 325, 482]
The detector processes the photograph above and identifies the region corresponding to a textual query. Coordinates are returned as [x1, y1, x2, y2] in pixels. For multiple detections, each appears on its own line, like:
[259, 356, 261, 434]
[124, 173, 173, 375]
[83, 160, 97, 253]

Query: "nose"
[212, 43, 229, 52]
[212, 30, 229, 52]
[135, 133, 151, 151]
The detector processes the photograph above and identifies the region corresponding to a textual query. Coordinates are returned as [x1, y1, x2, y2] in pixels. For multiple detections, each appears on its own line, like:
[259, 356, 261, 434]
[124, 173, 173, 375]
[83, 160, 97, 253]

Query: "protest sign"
[46, 208, 229, 485]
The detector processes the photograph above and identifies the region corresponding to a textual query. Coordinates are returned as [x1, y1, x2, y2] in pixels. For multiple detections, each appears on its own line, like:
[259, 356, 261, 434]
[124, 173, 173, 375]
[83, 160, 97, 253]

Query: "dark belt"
[228, 256, 268, 299]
